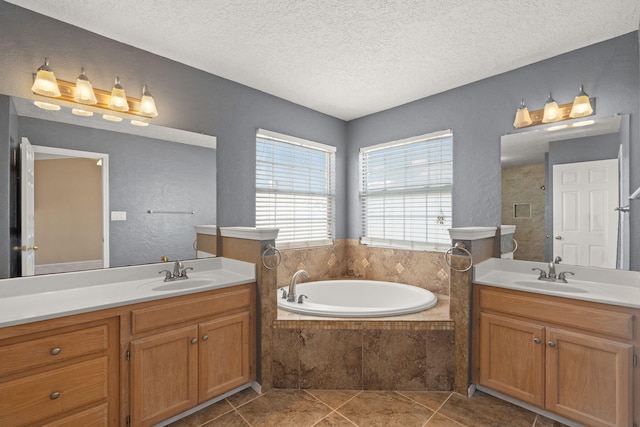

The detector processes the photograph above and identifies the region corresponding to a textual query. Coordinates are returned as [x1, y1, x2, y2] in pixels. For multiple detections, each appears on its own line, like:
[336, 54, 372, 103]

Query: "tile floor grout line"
[233, 407, 253, 427]
[532, 413, 539, 427]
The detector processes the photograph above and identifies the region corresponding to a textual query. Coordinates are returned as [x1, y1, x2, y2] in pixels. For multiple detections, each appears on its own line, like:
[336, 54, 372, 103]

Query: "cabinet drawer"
[43, 403, 108, 427]
[0, 324, 109, 377]
[131, 285, 251, 334]
[479, 287, 634, 340]
[0, 356, 108, 426]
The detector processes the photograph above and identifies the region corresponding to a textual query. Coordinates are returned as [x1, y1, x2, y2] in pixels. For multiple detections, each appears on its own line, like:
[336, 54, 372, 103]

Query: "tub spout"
[288, 270, 309, 302]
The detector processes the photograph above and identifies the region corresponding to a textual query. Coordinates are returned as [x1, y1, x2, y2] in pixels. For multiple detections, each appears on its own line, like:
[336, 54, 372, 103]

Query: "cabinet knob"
[533, 338, 541, 344]
[202, 335, 209, 341]
[548, 341, 557, 347]
[191, 338, 198, 344]
[50, 391, 60, 400]
[554, 236, 562, 240]
[50, 347, 61, 355]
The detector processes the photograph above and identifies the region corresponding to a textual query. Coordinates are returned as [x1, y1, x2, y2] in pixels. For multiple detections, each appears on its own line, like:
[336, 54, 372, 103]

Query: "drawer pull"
[191, 338, 198, 344]
[50, 391, 60, 400]
[533, 338, 541, 344]
[202, 335, 209, 341]
[50, 347, 61, 355]
[548, 341, 557, 348]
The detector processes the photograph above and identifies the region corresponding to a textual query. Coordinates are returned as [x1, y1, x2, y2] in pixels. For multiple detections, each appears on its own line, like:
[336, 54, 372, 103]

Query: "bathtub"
[277, 280, 438, 317]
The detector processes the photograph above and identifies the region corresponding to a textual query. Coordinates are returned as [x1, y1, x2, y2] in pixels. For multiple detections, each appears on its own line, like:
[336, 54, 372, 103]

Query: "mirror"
[3, 96, 217, 278]
[500, 114, 630, 270]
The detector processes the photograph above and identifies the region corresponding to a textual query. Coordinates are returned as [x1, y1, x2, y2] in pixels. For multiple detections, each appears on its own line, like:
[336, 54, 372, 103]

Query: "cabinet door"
[199, 311, 251, 401]
[479, 312, 545, 407]
[130, 325, 199, 427]
[545, 328, 632, 427]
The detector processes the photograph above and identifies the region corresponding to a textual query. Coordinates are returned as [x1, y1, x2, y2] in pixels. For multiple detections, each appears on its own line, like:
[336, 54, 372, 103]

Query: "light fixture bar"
[37, 78, 156, 118]
[515, 98, 595, 129]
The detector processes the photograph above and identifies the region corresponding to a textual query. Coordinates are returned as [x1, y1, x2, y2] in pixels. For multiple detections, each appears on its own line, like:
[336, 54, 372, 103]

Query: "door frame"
[32, 145, 110, 270]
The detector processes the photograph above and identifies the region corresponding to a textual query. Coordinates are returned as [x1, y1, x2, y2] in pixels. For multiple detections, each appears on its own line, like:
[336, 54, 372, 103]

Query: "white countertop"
[474, 258, 640, 309]
[0, 257, 256, 328]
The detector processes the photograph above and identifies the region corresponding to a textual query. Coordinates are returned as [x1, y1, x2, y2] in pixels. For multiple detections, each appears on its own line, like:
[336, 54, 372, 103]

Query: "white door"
[20, 137, 36, 276]
[552, 159, 618, 268]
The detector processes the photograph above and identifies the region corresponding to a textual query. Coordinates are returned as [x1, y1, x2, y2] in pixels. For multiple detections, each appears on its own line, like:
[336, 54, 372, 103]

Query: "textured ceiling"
[7, 0, 640, 120]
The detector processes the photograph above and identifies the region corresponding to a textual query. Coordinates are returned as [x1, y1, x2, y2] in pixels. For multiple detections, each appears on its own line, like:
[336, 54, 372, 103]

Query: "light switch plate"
[111, 211, 127, 221]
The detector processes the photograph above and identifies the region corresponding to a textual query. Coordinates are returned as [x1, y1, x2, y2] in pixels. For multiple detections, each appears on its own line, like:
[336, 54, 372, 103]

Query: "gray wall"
[346, 32, 640, 269]
[18, 117, 216, 268]
[0, 1, 348, 237]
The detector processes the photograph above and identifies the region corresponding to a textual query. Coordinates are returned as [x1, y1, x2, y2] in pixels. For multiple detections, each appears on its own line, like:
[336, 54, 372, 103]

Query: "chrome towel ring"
[261, 244, 282, 270]
[444, 241, 473, 272]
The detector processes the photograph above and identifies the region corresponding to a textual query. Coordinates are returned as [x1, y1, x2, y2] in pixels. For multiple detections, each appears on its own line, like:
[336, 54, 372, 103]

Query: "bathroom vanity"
[472, 258, 639, 427]
[0, 257, 256, 427]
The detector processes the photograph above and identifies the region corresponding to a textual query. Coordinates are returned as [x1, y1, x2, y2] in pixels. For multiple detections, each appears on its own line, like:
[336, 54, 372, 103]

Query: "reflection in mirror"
[500, 115, 630, 270]
[4, 96, 217, 278]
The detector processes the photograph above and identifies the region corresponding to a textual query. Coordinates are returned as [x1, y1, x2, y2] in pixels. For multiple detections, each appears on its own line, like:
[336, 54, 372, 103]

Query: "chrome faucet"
[159, 260, 193, 282]
[287, 270, 309, 302]
[532, 256, 573, 283]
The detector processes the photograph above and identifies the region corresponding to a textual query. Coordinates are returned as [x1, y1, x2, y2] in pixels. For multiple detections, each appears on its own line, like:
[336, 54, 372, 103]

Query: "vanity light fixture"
[541, 94, 560, 123]
[569, 85, 593, 118]
[30, 58, 159, 125]
[31, 57, 61, 97]
[513, 86, 595, 129]
[513, 99, 532, 128]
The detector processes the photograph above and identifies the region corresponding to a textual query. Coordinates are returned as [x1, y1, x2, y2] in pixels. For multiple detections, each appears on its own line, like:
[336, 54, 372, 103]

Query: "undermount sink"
[151, 278, 216, 291]
[513, 280, 588, 293]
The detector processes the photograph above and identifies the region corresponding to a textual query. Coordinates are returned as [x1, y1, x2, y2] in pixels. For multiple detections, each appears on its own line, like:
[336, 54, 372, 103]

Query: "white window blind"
[360, 130, 453, 250]
[256, 129, 336, 248]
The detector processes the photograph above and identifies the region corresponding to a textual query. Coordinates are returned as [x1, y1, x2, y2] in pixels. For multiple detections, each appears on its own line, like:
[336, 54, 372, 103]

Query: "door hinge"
[634, 354, 637, 367]
[126, 349, 131, 361]
[126, 415, 131, 426]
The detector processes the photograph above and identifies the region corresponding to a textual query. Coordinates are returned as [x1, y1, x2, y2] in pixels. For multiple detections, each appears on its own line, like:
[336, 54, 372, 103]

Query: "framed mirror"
[500, 114, 630, 270]
[2, 96, 217, 278]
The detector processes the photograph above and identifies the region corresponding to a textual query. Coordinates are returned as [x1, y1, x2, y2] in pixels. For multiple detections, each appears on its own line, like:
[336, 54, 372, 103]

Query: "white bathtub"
[277, 280, 438, 317]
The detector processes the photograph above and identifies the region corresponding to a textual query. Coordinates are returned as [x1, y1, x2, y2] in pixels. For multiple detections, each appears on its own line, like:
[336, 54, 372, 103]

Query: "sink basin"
[513, 280, 587, 293]
[152, 278, 216, 292]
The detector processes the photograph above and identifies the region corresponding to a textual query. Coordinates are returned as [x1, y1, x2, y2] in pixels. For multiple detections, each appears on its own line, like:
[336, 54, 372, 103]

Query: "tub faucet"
[288, 270, 309, 302]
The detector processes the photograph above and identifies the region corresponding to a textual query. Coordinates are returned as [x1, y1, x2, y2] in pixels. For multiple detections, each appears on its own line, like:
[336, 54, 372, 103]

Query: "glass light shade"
[513, 99, 532, 128]
[74, 69, 97, 104]
[139, 84, 158, 117]
[31, 58, 61, 97]
[569, 85, 593, 118]
[72, 108, 93, 117]
[107, 77, 129, 112]
[103, 114, 123, 122]
[542, 94, 560, 123]
[34, 101, 61, 111]
[130, 120, 149, 127]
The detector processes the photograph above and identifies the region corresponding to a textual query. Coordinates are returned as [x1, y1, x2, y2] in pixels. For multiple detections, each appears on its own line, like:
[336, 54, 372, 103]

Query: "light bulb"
[108, 77, 129, 112]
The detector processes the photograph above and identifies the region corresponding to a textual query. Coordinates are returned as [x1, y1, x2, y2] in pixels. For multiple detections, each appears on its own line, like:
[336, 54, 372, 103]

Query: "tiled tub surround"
[273, 239, 462, 392]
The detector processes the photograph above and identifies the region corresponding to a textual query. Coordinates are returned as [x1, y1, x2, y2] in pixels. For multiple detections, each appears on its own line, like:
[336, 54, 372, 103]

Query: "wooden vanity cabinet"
[475, 285, 636, 427]
[0, 316, 119, 427]
[129, 283, 255, 427]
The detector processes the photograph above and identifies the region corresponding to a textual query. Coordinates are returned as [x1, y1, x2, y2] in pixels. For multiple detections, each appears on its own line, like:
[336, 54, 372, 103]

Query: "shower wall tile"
[362, 330, 427, 391]
[502, 163, 546, 262]
[299, 329, 363, 390]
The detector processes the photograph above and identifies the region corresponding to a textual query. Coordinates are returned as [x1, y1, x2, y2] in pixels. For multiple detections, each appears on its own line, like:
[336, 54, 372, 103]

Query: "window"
[359, 129, 452, 250]
[256, 129, 336, 248]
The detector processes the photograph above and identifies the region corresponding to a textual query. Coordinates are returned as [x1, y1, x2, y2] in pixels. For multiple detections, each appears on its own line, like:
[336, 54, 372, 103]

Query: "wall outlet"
[111, 211, 127, 221]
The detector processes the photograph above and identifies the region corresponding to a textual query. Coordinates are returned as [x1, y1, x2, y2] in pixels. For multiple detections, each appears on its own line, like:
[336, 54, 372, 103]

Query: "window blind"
[256, 129, 336, 248]
[360, 130, 452, 250]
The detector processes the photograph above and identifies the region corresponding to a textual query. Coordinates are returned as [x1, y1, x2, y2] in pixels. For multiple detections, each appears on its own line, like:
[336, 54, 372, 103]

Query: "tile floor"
[168, 388, 569, 427]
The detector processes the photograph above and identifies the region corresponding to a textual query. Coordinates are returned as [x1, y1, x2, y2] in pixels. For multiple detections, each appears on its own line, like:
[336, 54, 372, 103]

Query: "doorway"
[20, 138, 109, 275]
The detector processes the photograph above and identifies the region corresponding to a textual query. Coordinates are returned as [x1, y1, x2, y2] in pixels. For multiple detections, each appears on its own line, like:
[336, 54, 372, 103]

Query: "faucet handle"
[159, 269, 173, 281]
[281, 289, 288, 299]
[180, 266, 194, 278]
[557, 271, 574, 282]
[532, 267, 547, 279]
[297, 294, 308, 304]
